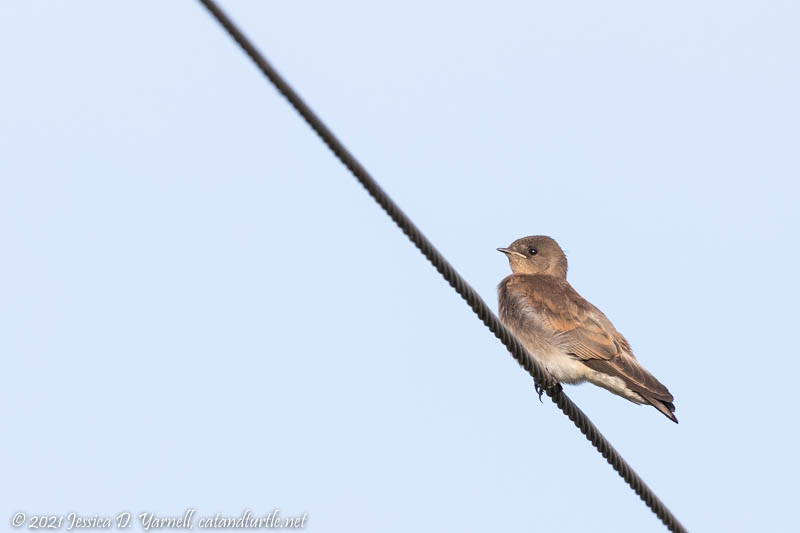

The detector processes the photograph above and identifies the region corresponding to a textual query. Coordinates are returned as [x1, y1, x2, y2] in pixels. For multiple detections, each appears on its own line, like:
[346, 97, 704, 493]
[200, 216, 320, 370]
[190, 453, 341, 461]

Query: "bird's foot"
[535, 381, 563, 402]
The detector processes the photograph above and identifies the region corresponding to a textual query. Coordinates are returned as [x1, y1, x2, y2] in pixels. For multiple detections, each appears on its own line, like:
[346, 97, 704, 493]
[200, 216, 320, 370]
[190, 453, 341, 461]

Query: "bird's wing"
[514, 277, 674, 403]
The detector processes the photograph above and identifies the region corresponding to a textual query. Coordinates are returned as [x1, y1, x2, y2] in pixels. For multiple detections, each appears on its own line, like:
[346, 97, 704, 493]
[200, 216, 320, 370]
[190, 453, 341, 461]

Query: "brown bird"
[497, 236, 677, 423]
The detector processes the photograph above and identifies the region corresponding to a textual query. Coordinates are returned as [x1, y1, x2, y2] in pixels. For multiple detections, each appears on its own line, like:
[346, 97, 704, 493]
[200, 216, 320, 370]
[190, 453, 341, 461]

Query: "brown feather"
[502, 273, 674, 404]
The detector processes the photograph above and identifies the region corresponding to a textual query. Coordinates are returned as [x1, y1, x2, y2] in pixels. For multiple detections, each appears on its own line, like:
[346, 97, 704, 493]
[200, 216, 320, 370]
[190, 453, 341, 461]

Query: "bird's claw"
[535, 383, 545, 403]
[535, 381, 562, 402]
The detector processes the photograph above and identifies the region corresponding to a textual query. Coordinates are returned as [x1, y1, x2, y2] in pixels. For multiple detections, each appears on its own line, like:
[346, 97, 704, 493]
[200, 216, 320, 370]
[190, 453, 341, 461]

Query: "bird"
[497, 235, 677, 423]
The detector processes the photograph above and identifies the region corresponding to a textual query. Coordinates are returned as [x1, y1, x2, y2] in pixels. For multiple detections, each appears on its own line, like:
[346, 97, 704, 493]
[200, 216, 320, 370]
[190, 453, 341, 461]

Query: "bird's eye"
[528, 248, 537, 256]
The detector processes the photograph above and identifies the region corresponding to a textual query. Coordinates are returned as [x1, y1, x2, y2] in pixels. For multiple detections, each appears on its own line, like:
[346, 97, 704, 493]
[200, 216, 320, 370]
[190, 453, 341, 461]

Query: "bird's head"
[498, 235, 568, 278]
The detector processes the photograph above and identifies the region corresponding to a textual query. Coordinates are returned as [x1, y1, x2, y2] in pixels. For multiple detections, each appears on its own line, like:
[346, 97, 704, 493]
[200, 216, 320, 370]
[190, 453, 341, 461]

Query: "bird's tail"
[641, 394, 678, 424]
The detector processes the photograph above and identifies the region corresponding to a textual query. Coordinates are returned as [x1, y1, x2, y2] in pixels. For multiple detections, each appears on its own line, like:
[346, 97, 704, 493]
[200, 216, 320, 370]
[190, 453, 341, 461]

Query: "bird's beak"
[497, 248, 526, 259]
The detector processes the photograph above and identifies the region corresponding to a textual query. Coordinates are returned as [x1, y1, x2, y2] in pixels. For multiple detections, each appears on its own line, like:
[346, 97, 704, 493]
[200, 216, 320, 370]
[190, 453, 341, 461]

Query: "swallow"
[497, 235, 677, 423]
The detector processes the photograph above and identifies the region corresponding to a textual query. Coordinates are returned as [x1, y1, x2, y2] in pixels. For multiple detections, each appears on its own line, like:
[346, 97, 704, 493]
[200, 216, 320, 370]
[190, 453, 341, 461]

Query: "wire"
[196, 2, 688, 532]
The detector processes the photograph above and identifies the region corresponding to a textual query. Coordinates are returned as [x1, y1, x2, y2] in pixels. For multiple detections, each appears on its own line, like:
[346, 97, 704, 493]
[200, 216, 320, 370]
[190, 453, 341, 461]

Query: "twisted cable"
[197, 2, 688, 531]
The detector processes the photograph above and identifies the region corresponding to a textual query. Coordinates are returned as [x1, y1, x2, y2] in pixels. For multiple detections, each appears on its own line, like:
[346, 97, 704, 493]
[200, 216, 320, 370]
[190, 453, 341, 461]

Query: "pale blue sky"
[1, 2, 798, 532]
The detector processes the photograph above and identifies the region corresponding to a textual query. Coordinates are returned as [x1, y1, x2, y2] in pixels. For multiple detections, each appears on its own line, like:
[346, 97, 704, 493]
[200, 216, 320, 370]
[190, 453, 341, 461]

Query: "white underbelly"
[529, 346, 645, 404]
[529, 346, 592, 384]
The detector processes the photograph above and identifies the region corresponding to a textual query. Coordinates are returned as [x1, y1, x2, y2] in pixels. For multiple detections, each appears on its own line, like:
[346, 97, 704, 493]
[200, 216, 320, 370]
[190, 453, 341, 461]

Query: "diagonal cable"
[196, 2, 688, 532]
